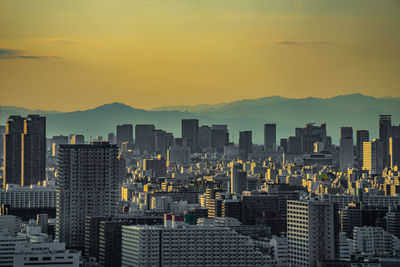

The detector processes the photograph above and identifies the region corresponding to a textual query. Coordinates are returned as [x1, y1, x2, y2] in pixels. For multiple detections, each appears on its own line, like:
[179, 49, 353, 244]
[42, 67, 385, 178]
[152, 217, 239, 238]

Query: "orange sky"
[1, 0, 400, 111]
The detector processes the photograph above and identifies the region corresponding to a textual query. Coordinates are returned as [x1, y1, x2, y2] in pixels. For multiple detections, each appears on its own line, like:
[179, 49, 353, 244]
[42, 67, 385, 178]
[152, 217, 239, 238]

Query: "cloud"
[27, 38, 78, 45]
[0, 48, 60, 59]
[273, 40, 331, 45]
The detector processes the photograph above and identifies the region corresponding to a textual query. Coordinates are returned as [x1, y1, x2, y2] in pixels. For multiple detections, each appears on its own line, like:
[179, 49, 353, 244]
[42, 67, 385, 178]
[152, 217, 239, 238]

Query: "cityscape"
[0, 111, 399, 266]
[1, 1, 400, 267]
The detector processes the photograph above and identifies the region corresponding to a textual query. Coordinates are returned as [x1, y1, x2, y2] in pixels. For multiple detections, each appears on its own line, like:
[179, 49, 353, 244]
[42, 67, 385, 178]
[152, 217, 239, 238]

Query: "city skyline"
[1, 0, 400, 111]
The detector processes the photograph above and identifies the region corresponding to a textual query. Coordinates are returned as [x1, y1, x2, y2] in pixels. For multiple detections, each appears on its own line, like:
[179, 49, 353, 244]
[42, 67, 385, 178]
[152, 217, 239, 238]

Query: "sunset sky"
[1, 0, 399, 111]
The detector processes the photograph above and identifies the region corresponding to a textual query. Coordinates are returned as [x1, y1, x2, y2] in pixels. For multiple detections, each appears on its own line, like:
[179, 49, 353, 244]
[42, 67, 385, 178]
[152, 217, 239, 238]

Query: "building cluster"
[0, 113, 399, 266]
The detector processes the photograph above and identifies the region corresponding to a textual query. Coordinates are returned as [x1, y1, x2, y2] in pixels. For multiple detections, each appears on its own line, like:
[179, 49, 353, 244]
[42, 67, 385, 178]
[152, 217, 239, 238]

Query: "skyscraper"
[363, 139, 384, 175]
[3, 116, 25, 187]
[56, 142, 119, 250]
[198, 125, 211, 151]
[211, 125, 229, 153]
[264, 123, 276, 151]
[70, 134, 85, 144]
[389, 125, 400, 169]
[107, 132, 116, 144]
[379, 115, 391, 169]
[52, 135, 69, 157]
[340, 127, 354, 170]
[356, 130, 369, 168]
[21, 115, 46, 186]
[181, 119, 199, 152]
[3, 115, 46, 187]
[135, 124, 155, 154]
[239, 131, 252, 159]
[230, 162, 247, 195]
[116, 124, 133, 147]
[287, 200, 336, 267]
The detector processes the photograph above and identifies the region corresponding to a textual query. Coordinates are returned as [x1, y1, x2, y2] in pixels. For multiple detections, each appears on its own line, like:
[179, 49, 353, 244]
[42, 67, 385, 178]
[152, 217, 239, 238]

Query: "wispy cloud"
[0, 48, 60, 59]
[26, 38, 78, 45]
[273, 40, 331, 45]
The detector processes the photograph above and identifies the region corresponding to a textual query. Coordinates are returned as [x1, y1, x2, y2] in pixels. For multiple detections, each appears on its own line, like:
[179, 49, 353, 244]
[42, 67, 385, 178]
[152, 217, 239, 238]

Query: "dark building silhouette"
[356, 130, 369, 168]
[239, 131, 252, 159]
[211, 125, 229, 153]
[181, 119, 199, 152]
[70, 134, 85, 144]
[153, 129, 173, 154]
[116, 124, 133, 147]
[379, 115, 391, 169]
[3, 116, 25, 186]
[107, 132, 116, 144]
[135, 124, 155, 154]
[198, 125, 212, 151]
[280, 138, 288, 153]
[264, 124, 276, 151]
[143, 157, 167, 178]
[3, 115, 46, 187]
[299, 123, 327, 154]
[52, 135, 68, 157]
[288, 136, 301, 154]
[340, 127, 354, 170]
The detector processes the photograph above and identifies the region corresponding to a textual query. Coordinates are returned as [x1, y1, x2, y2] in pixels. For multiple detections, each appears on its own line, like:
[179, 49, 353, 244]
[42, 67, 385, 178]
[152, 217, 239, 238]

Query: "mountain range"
[1, 94, 399, 144]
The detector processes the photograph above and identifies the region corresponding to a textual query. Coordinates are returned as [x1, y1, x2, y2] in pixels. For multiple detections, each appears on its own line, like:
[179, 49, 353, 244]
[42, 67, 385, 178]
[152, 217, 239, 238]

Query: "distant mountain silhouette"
[1, 94, 399, 144]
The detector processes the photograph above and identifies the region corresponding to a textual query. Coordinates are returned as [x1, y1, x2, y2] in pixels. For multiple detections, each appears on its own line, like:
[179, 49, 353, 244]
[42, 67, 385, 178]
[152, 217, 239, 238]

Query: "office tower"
[70, 134, 85, 144]
[363, 139, 383, 174]
[356, 130, 369, 168]
[36, 214, 49, 234]
[167, 146, 191, 167]
[340, 205, 362, 237]
[288, 136, 301, 154]
[379, 115, 391, 168]
[221, 199, 242, 222]
[389, 137, 400, 169]
[181, 119, 199, 152]
[143, 157, 167, 178]
[280, 138, 288, 153]
[56, 142, 119, 250]
[287, 200, 335, 267]
[300, 123, 327, 154]
[239, 131, 252, 159]
[121, 216, 269, 267]
[135, 124, 155, 154]
[107, 132, 116, 144]
[3, 115, 25, 186]
[339, 127, 354, 170]
[51, 135, 68, 157]
[84, 216, 112, 259]
[230, 162, 247, 195]
[264, 123, 276, 151]
[198, 125, 212, 151]
[154, 130, 173, 154]
[116, 124, 133, 147]
[21, 115, 46, 186]
[0, 125, 5, 159]
[211, 125, 229, 153]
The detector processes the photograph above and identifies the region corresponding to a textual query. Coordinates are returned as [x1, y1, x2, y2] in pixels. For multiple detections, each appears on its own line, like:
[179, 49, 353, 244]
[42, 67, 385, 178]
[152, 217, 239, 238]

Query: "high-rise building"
[230, 162, 247, 196]
[287, 200, 336, 267]
[3, 115, 46, 187]
[389, 137, 400, 169]
[264, 123, 276, 151]
[135, 124, 155, 154]
[154, 130, 173, 154]
[116, 124, 133, 147]
[379, 115, 392, 169]
[51, 135, 68, 157]
[239, 131, 252, 159]
[181, 119, 199, 152]
[211, 125, 229, 153]
[299, 123, 327, 154]
[363, 139, 384, 174]
[198, 125, 211, 151]
[3, 116, 25, 187]
[0, 125, 5, 160]
[288, 136, 301, 154]
[356, 130, 369, 168]
[21, 115, 46, 186]
[339, 127, 354, 170]
[56, 142, 119, 250]
[107, 132, 116, 144]
[70, 134, 85, 144]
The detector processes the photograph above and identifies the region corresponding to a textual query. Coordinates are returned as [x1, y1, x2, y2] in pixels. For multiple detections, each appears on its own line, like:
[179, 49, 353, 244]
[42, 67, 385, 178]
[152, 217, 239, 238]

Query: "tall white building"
[353, 227, 396, 256]
[56, 142, 120, 250]
[121, 215, 269, 267]
[287, 200, 336, 267]
[269, 235, 288, 267]
[0, 184, 56, 208]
